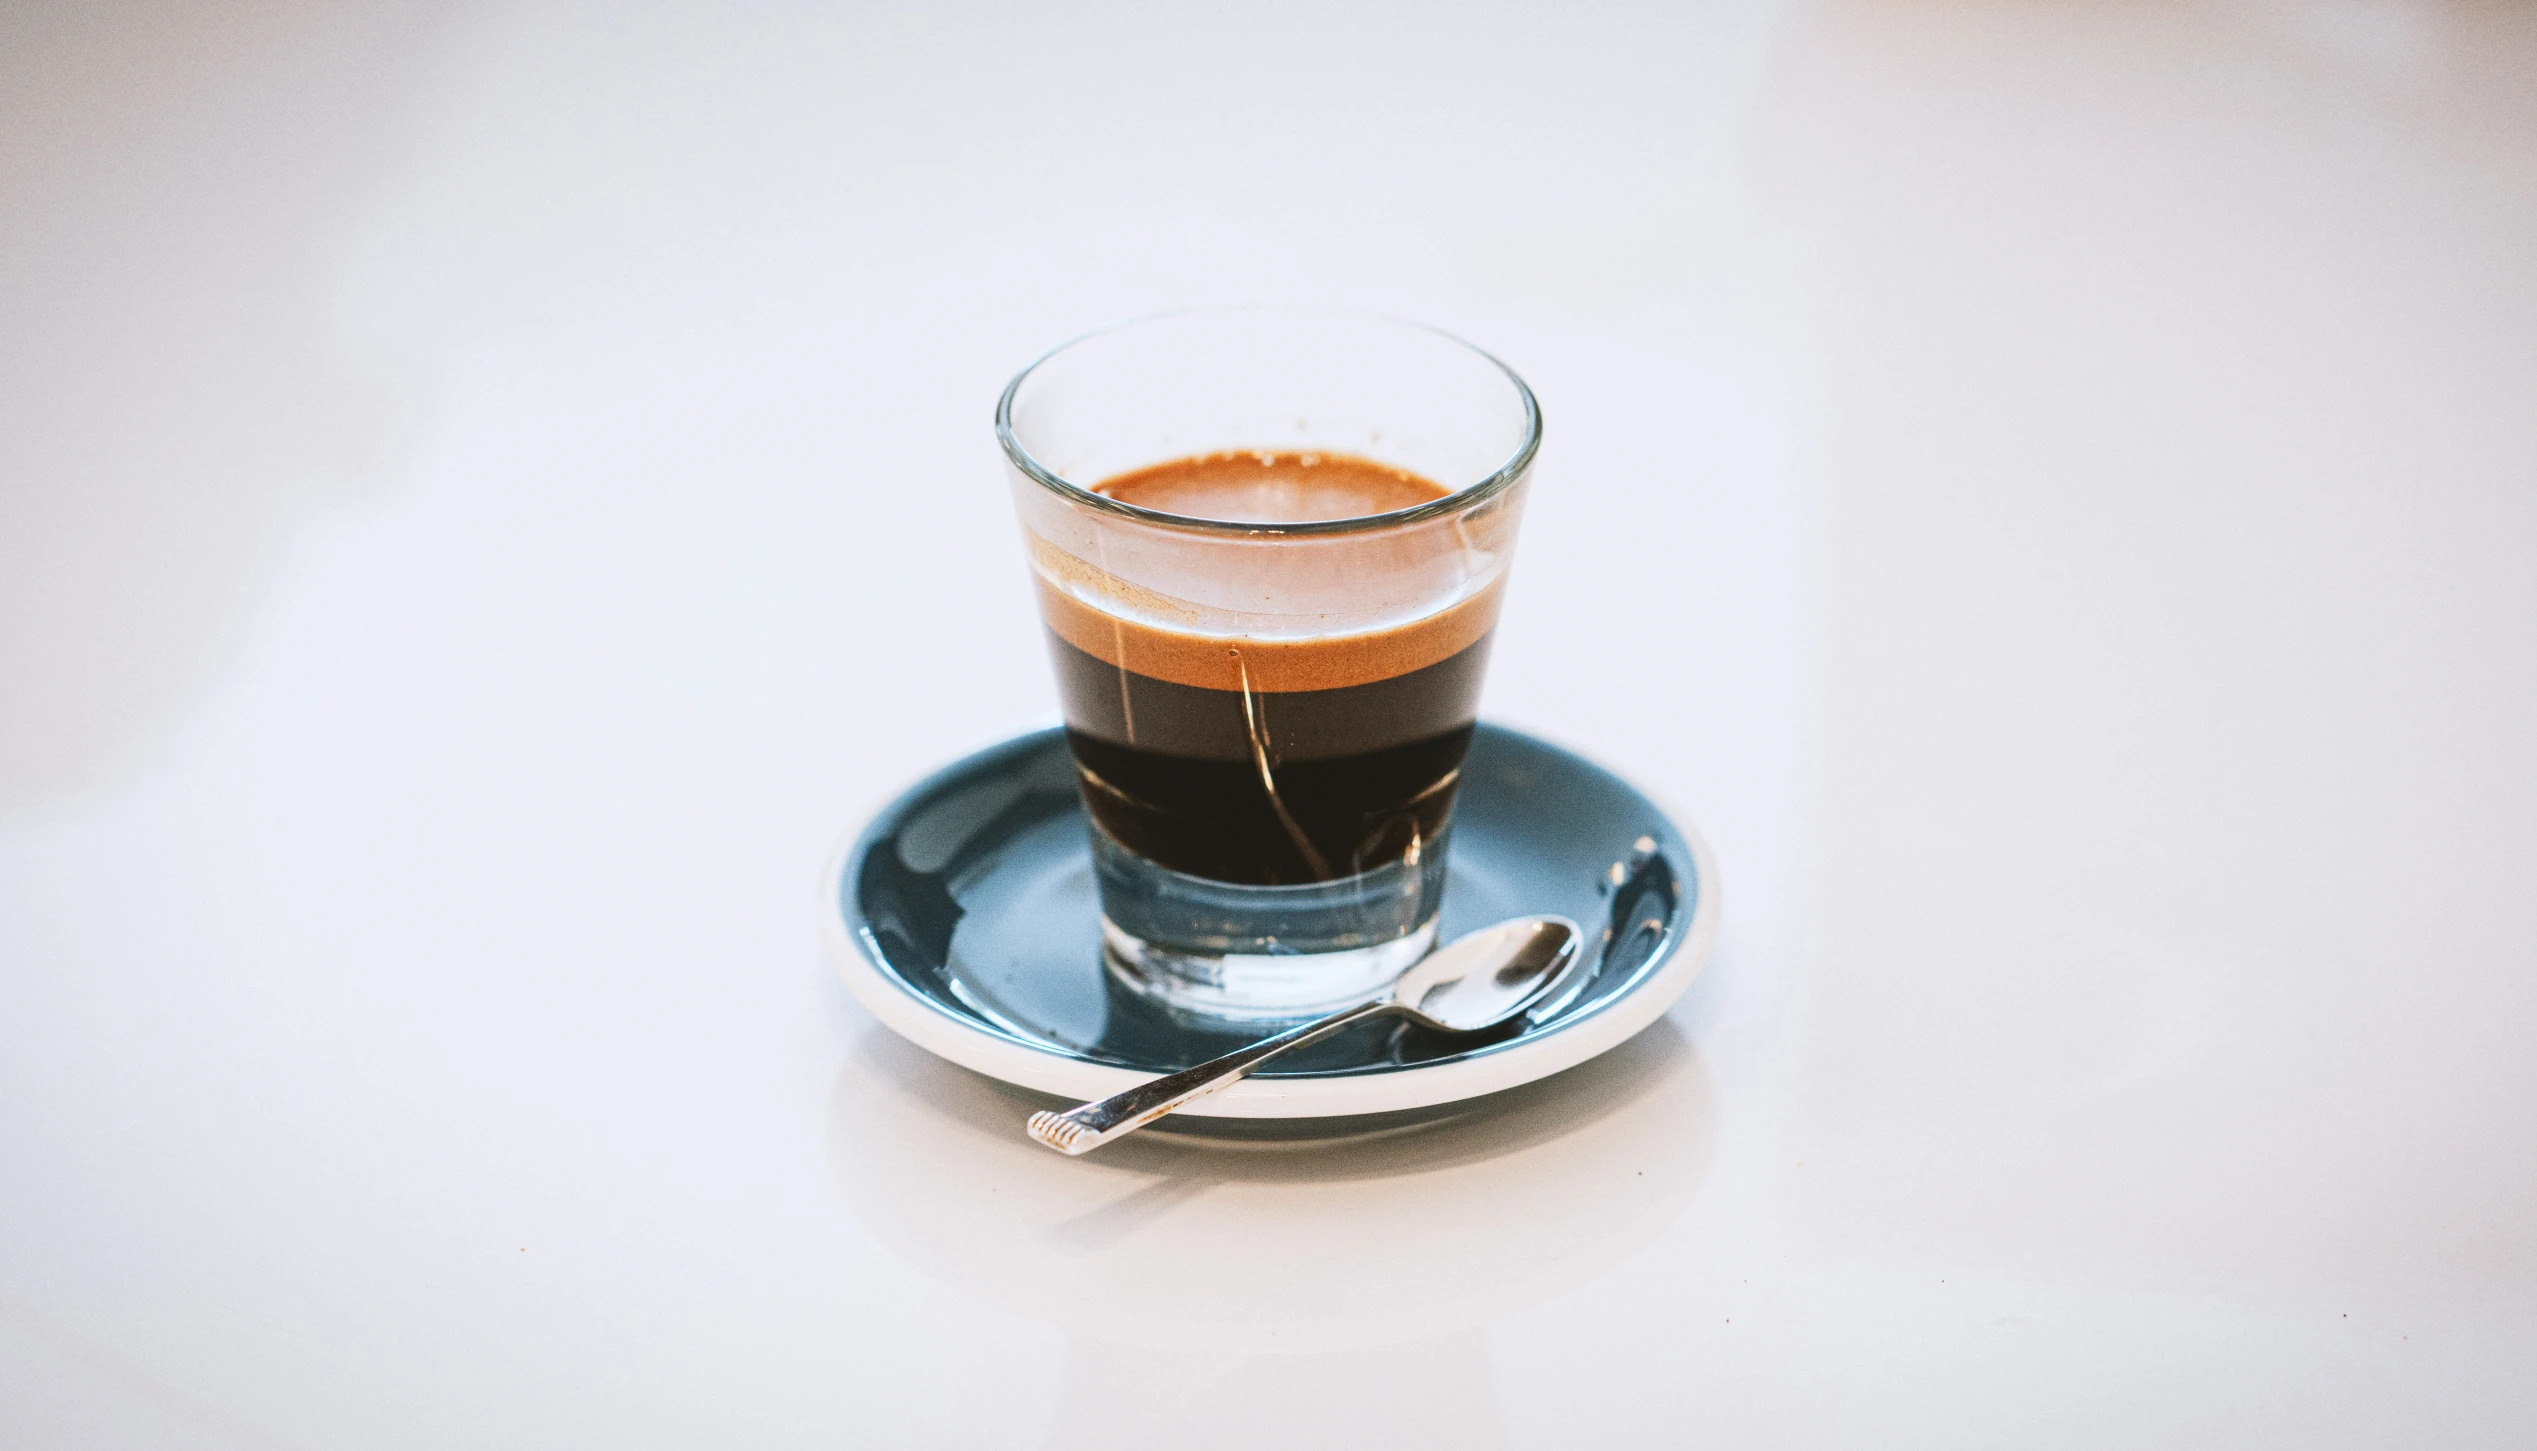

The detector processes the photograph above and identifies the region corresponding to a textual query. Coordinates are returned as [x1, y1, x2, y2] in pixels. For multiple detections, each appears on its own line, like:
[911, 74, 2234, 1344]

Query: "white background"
[3, 1, 2532, 1446]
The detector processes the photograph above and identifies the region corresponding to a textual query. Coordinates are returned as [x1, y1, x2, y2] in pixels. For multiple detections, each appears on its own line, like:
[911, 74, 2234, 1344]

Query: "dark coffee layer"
[1047, 630, 1490, 883]
[1069, 725, 1471, 886]
[1040, 450, 1496, 884]
[1045, 632, 1492, 762]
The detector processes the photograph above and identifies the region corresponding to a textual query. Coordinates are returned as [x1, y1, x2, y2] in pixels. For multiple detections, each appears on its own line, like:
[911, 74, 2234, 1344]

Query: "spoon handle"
[1025, 999, 1398, 1155]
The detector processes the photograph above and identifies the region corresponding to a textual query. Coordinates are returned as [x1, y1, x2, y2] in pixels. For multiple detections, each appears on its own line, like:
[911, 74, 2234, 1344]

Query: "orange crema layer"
[1098, 449, 1444, 524]
[1031, 449, 1501, 691]
[1034, 574, 1504, 693]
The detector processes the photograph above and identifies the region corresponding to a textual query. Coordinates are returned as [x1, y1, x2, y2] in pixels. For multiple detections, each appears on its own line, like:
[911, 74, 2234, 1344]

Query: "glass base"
[1089, 824, 1449, 1023]
[1103, 916, 1437, 1024]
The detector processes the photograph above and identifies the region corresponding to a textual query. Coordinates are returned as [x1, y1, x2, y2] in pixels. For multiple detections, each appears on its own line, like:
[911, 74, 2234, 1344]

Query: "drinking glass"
[998, 308, 1539, 1022]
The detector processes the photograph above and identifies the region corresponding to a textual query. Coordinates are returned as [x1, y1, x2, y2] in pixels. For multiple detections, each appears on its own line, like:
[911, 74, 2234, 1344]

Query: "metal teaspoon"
[1024, 915, 1585, 1155]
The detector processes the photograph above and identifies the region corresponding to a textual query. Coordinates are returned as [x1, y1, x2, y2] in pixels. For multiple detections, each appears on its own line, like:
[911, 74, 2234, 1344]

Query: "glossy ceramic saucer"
[821, 723, 1717, 1130]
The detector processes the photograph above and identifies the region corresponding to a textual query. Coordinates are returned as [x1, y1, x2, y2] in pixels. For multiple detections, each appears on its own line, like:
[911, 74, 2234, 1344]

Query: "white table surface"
[5, 2, 2533, 1446]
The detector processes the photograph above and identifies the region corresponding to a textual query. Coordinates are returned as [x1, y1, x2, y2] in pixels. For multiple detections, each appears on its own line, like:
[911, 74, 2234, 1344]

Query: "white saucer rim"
[817, 725, 1720, 1120]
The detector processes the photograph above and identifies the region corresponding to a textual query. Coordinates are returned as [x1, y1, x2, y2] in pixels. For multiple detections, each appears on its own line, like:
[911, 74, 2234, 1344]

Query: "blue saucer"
[823, 723, 1717, 1124]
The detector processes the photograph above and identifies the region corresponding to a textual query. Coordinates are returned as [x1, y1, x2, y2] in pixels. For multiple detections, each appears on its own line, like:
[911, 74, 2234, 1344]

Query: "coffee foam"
[1098, 449, 1443, 524]
[1035, 575, 1502, 693]
[1033, 450, 1502, 693]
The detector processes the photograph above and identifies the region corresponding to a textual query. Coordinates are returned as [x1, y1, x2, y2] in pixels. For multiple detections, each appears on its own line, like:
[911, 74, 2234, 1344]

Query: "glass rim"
[994, 305, 1543, 538]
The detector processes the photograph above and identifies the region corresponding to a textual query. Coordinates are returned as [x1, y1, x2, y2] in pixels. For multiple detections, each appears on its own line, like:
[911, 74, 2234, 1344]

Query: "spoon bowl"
[1391, 915, 1586, 1032]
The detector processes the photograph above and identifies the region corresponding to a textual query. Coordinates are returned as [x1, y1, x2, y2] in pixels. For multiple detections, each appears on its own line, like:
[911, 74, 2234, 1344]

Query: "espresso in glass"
[1045, 450, 1493, 886]
[999, 311, 1538, 1022]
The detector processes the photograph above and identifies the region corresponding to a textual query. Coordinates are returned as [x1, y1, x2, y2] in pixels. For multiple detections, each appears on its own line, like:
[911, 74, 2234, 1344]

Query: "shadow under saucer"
[824, 1012, 1717, 1353]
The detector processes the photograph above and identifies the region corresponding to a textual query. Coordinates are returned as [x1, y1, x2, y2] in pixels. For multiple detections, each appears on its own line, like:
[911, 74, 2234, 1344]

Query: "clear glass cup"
[997, 309, 1539, 1022]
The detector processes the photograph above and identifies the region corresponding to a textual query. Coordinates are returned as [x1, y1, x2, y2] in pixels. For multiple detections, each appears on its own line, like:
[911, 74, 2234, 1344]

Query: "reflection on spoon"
[1026, 916, 1584, 1155]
